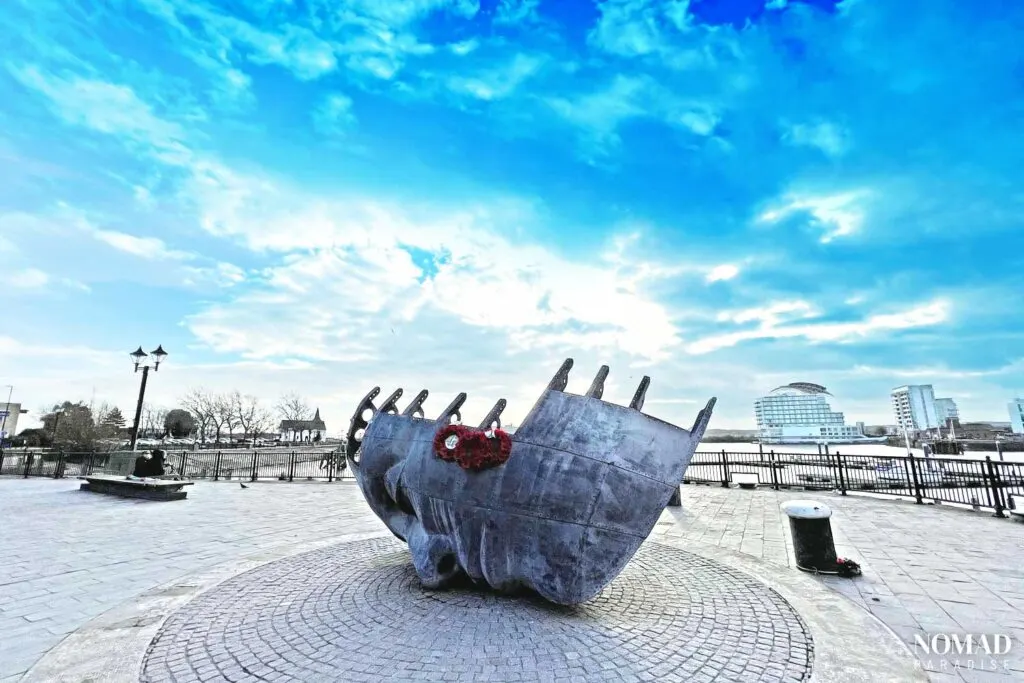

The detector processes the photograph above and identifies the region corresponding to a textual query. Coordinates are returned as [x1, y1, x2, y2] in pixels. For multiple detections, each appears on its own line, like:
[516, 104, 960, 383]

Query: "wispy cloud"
[0, 268, 49, 289]
[312, 92, 357, 135]
[782, 120, 851, 158]
[92, 229, 195, 261]
[689, 300, 950, 355]
[758, 190, 870, 243]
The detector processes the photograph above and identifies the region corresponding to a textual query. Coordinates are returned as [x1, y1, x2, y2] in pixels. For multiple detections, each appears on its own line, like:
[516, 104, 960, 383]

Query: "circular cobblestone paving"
[141, 537, 812, 683]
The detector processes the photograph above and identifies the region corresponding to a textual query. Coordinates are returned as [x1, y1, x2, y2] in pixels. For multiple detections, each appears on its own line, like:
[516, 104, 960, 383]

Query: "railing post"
[720, 450, 730, 487]
[985, 457, 1007, 518]
[327, 451, 335, 483]
[214, 451, 222, 481]
[250, 451, 258, 482]
[54, 449, 65, 479]
[23, 452, 33, 478]
[179, 452, 187, 478]
[907, 454, 923, 504]
[835, 452, 848, 495]
[288, 452, 295, 482]
[769, 450, 779, 490]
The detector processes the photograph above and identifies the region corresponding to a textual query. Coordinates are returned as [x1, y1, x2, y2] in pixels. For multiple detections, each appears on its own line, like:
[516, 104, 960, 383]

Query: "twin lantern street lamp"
[128, 345, 168, 451]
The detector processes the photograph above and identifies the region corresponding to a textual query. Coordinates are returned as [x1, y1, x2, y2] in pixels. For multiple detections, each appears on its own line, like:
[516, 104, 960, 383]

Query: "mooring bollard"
[781, 500, 838, 573]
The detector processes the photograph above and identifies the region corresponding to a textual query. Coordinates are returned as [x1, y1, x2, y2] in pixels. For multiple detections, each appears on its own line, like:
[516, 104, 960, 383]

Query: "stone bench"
[79, 475, 194, 501]
[731, 472, 760, 489]
[1009, 494, 1023, 520]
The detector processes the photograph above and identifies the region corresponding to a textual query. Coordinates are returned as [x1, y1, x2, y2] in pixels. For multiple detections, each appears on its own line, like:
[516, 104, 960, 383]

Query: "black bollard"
[781, 500, 838, 572]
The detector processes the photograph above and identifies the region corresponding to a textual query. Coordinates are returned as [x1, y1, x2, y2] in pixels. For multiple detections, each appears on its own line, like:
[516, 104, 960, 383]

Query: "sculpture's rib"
[436, 393, 468, 424]
[547, 358, 573, 393]
[585, 365, 610, 399]
[689, 397, 717, 443]
[379, 388, 404, 415]
[345, 386, 380, 467]
[401, 390, 429, 418]
[478, 398, 507, 429]
[629, 376, 651, 411]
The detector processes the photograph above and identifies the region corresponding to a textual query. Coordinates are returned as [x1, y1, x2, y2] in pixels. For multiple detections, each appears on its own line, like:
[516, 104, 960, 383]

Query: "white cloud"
[449, 39, 480, 56]
[589, 0, 681, 58]
[183, 196, 686, 362]
[8, 65, 190, 163]
[312, 93, 357, 135]
[446, 53, 546, 101]
[782, 120, 851, 157]
[690, 299, 949, 354]
[547, 74, 721, 156]
[0, 268, 50, 289]
[758, 190, 870, 243]
[547, 75, 649, 151]
[494, 0, 541, 25]
[705, 263, 739, 283]
[92, 229, 194, 261]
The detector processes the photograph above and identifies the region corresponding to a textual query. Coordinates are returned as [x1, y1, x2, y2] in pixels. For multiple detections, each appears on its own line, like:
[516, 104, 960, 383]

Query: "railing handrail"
[4, 449, 1019, 519]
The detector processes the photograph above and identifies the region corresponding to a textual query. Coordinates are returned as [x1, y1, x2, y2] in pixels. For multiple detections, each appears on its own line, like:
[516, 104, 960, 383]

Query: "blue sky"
[2, 0, 1022, 431]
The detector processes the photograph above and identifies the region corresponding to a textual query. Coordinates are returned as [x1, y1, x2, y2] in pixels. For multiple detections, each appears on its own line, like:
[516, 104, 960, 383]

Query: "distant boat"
[876, 461, 944, 486]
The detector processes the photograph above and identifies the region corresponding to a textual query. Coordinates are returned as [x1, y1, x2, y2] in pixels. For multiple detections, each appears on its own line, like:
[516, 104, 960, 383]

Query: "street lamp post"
[128, 345, 168, 451]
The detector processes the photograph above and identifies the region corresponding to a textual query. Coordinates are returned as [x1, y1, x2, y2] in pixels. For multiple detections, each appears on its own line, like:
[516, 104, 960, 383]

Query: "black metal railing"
[3, 447, 1022, 516]
[0, 448, 351, 483]
[683, 449, 1022, 517]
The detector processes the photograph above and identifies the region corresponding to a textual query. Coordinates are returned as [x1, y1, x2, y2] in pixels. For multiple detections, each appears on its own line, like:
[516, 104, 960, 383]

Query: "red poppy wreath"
[433, 424, 512, 471]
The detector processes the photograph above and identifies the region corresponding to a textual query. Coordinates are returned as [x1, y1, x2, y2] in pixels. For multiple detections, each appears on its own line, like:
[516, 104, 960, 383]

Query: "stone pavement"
[0, 479, 387, 682]
[651, 485, 1024, 682]
[0, 477, 1021, 682]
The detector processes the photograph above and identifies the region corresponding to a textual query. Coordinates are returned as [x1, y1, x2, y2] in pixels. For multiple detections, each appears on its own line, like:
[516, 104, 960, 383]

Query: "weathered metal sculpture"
[346, 359, 715, 605]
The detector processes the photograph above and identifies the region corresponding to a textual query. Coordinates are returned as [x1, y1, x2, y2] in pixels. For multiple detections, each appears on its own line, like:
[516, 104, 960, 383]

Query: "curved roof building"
[755, 382, 864, 444]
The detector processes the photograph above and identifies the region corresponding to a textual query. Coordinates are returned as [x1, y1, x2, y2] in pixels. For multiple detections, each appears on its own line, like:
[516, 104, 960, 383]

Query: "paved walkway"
[0, 478, 1021, 682]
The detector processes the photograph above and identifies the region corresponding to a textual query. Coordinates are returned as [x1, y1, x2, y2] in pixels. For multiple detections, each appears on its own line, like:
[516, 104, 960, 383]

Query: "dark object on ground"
[79, 474, 193, 501]
[835, 558, 862, 577]
[346, 358, 715, 605]
[240, 482, 248, 489]
[132, 449, 168, 478]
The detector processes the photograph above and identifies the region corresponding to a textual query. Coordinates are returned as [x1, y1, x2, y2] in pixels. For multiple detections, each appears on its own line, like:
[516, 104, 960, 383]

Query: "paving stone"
[138, 536, 812, 683]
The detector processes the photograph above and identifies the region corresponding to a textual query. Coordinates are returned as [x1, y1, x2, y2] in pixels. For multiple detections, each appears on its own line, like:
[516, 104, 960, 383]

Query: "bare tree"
[231, 391, 271, 441]
[277, 393, 311, 422]
[180, 389, 216, 443]
[250, 408, 276, 441]
[215, 394, 239, 441]
[141, 404, 169, 439]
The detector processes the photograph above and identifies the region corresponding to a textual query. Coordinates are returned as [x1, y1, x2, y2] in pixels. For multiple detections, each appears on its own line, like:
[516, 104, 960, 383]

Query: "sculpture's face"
[347, 361, 715, 605]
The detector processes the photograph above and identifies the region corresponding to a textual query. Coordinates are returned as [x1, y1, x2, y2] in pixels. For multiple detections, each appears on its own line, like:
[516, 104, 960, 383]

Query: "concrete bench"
[79, 475, 194, 501]
[1009, 494, 1023, 520]
[731, 472, 759, 489]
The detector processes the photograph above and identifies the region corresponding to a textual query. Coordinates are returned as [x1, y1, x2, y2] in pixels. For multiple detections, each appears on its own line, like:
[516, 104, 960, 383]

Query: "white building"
[1, 402, 25, 443]
[934, 398, 960, 423]
[891, 385, 940, 432]
[1009, 399, 1024, 435]
[754, 383, 866, 444]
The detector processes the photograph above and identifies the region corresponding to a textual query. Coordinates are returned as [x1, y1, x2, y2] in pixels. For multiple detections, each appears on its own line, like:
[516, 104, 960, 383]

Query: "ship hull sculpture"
[346, 359, 716, 605]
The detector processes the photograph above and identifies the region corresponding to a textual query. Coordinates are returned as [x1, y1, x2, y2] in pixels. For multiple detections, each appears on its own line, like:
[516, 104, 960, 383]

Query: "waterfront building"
[279, 408, 327, 443]
[0, 402, 25, 444]
[1009, 399, 1024, 435]
[934, 398, 959, 423]
[754, 382, 867, 443]
[891, 385, 940, 432]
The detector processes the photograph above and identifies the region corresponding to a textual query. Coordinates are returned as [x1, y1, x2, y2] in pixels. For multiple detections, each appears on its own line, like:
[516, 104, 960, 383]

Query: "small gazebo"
[279, 409, 327, 443]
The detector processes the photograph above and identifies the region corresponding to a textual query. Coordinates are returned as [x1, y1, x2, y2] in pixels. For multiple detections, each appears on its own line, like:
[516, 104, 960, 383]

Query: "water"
[697, 441, 1024, 463]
